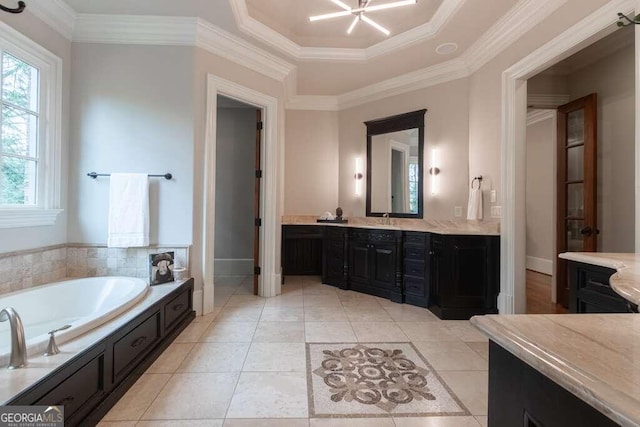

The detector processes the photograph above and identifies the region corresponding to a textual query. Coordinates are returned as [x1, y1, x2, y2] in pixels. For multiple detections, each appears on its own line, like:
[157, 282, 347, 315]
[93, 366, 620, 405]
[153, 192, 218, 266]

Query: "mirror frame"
[365, 109, 426, 218]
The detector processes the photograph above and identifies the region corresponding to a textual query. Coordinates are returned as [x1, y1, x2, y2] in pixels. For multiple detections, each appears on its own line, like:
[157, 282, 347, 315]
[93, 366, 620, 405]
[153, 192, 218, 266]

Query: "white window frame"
[0, 22, 62, 228]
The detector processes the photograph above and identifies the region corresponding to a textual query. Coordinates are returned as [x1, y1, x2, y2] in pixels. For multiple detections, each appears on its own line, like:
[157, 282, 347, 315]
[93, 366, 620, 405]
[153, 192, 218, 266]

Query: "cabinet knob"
[428, 251, 435, 255]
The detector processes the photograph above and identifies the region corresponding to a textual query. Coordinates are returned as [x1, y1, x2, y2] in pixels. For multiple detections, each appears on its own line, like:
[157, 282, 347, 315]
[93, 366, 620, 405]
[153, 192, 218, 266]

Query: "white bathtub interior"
[0, 277, 148, 366]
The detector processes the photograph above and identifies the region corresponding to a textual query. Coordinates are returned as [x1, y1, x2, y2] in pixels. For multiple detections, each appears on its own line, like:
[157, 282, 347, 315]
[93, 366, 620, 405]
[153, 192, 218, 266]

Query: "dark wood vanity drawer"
[404, 259, 426, 278]
[284, 225, 323, 239]
[349, 229, 370, 242]
[404, 245, 426, 260]
[113, 311, 161, 381]
[404, 232, 427, 245]
[36, 353, 105, 418]
[326, 227, 347, 240]
[165, 288, 190, 330]
[369, 230, 398, 242]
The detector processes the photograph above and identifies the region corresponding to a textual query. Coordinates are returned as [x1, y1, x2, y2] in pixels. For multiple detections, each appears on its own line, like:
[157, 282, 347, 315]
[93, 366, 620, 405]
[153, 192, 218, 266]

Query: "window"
[0, 23, 62, 228]
[408, 160, 419, 214]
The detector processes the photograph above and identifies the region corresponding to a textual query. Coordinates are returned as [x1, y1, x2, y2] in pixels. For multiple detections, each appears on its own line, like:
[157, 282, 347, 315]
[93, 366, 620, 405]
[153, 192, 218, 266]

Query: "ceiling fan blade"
[309, 9, 353, 21]
[361, 15, 390, 35]
[347, 15, 360, 34]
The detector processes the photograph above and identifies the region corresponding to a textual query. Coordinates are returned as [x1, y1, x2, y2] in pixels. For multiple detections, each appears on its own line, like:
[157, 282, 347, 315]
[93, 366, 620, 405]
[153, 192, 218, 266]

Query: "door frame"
[499, 0, 635, 314]
[202, 74, 281, 314]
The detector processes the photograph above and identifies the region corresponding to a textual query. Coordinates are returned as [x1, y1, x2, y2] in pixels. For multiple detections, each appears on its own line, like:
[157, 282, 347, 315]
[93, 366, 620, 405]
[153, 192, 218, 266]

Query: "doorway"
[522, 26, 635, 313]
[214, 95, 262, 297]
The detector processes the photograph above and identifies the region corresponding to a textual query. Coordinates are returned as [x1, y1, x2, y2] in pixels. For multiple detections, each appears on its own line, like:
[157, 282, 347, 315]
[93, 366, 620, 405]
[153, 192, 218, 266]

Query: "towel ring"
[471, 176, 483, 189]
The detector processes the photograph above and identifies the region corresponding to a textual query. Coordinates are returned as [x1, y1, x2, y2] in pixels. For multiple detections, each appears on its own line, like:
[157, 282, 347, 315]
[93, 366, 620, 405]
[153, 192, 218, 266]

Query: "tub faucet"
[0, 307, 27, 369]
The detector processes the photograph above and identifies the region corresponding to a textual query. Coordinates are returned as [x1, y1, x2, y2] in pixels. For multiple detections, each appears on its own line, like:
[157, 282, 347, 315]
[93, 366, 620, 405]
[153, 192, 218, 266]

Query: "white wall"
[215, 106, 255, 262]
[525, 117, 555, 268]
[67, 44, 195, 246]
[284, 110, 339, 214]
[567, 44, 636, 252]
[0, 13, 70, 254]
[338, 78, 470, 219]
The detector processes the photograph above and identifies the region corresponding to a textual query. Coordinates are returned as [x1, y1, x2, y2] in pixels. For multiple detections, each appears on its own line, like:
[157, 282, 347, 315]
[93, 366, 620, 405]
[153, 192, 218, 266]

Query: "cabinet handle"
[56, 396, 75, 406]
[173, 303, 185, 311]
[131, 336, 147, 348]
[429, 251, 435, 255]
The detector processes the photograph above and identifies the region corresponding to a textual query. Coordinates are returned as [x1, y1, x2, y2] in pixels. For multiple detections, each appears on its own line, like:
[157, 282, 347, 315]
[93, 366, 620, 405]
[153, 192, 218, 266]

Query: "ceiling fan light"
[309, 9, 353, 21]
[361, 15, 390, 35]
[347, 16, 359, 34]
[352, 0, 418, 13]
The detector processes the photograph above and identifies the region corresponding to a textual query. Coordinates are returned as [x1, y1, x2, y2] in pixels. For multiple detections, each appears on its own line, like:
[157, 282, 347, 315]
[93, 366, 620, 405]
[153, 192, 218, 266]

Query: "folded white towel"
[467, 188, 483, 220]
[108, 173, 149, 248]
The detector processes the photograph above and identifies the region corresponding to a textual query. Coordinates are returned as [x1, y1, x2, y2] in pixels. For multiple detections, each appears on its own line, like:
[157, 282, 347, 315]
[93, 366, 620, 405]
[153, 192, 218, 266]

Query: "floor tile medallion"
[307, 342, 469, 417]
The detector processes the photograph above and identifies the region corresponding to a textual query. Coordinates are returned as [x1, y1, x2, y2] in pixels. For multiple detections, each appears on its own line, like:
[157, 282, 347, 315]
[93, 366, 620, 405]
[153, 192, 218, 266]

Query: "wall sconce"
[354, 157, 364, 196]
[429, 148, 440, 195]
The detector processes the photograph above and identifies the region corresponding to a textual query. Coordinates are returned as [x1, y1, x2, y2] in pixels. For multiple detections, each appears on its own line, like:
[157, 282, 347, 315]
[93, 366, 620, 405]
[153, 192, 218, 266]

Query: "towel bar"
[87, 172, 173, 180]
[471, 176, 483, 189]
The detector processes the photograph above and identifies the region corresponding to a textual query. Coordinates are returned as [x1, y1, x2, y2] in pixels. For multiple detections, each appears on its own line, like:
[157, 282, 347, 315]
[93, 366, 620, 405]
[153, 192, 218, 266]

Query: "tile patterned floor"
[99, 275, 489, 427]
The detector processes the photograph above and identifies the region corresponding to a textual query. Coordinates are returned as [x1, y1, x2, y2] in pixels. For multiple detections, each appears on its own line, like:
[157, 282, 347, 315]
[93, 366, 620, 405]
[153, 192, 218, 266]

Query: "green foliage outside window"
[0, 53, 39, 205]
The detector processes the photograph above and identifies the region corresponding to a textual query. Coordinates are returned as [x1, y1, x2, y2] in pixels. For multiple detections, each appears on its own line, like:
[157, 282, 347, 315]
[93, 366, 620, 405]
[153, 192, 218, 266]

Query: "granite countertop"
[0, 280, 189, 405]
[471, 313, 640, 427]
[559, 252, 640, 306]
[282, 215, 500, 236]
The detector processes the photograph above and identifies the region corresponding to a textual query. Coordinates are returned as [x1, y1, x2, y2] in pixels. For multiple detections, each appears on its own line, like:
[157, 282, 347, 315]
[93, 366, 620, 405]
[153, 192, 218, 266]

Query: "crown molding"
[26, 0, 76, 40]
[338, 57, 469, 110]
[228, 0, 466, 61]
[72, 14, 295, 82]
[526, 109, 555, 126]
[527, 94, 570, 109]
[195, 19, 295, 82]
[73, 14, 196, 45]
[464, 0, 568, 74]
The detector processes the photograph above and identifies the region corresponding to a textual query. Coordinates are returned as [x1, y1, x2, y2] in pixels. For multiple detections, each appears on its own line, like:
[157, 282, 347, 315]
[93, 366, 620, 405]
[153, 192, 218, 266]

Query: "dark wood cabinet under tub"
[282, 224, 500, 319]
[6, 279, 195, 426]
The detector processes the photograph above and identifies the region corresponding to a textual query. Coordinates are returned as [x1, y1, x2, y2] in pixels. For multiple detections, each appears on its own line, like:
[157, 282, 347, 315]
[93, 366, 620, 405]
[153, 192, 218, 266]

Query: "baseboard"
[214, 258, 253, 275]
[193, 289, 203, 316]
[526, 256, 553, 275]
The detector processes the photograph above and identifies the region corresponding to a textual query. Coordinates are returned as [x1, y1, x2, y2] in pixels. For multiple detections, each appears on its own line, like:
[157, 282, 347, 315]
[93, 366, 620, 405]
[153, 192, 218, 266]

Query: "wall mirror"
[365, 109, 426, 218]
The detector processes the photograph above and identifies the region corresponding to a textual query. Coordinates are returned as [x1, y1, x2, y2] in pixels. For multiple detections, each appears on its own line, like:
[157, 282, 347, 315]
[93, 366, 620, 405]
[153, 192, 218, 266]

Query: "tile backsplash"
[0, 244, 190, 296]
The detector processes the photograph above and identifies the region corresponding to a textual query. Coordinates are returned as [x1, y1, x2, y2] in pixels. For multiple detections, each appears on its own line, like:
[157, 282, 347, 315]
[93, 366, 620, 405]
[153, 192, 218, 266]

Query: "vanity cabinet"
[348, 228, 403, 303]
[402, 232, 430, 308]
[322, 227, 348, 289]
[428, 235, 500, 320]
[568, 261, 638, 313]
[282, 225, 323, 276]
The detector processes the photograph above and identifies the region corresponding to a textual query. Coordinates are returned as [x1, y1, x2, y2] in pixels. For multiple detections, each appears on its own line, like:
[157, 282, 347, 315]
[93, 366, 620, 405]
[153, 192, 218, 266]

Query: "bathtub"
[0, 277, 148, 366]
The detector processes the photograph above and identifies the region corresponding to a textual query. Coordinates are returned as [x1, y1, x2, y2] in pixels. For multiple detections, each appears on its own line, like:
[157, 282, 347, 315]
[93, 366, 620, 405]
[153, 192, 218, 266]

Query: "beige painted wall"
[0, 13, 71, 254]
[338, 78, 470, 218]
[568, 44, 636, 252]
[284, 110, 339, 214]
[468, 0, 613, 220]
[525, 117, 555, 263]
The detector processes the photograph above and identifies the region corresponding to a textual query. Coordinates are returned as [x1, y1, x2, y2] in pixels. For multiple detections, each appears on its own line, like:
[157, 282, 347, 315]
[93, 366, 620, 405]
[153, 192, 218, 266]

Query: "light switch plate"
[491, 206, 502, 218]
[454, 206, 463, 217]
[490, 190, 497, 203]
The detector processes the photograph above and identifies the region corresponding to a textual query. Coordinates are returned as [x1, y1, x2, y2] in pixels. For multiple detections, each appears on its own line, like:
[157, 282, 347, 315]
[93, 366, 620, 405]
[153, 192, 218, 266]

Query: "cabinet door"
[323, 228, 348, 288]
[348, 239, 370, 284]
[428, 236, 445, 307]
[371, 242, 397, 290]
[282, 227, 323, 275]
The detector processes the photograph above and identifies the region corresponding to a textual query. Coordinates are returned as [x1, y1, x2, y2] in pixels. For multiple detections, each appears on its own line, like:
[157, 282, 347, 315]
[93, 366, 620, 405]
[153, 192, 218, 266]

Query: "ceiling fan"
[309, 0, 418, 36]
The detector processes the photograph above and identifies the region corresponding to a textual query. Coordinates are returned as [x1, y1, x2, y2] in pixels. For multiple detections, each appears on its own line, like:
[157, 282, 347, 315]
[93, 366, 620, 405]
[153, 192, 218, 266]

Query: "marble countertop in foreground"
[472, 313, 640, 427]
[282, 215, 500, 236]
[0, 280, 189, 405]
[559, 252, 640, 306]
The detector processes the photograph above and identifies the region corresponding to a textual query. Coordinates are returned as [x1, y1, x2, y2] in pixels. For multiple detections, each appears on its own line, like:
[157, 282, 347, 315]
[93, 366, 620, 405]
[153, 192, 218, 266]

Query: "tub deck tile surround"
[281, 215, 500, 236]
[0, 279, 192, 406]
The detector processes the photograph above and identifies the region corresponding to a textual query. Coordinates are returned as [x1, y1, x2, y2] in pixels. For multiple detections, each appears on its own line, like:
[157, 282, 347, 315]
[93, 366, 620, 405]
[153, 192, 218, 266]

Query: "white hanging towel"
[108, 173, 149, 248]
[467, 188, 483, 220]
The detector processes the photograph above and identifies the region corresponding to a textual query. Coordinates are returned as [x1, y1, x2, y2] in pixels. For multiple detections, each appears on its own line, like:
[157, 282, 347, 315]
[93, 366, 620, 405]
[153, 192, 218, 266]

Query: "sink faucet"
[382, 213, 391, 226]
[0, 307, 27, 369]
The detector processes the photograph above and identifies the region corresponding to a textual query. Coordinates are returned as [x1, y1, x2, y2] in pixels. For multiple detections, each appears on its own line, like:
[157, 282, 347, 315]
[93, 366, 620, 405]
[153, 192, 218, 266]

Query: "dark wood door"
[446, 237, 490, 308]
[253, 109, 262, 295]
[556, 94, 598, 307]
[322, 227, 348, 288]
[348, 235, 370, 285]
